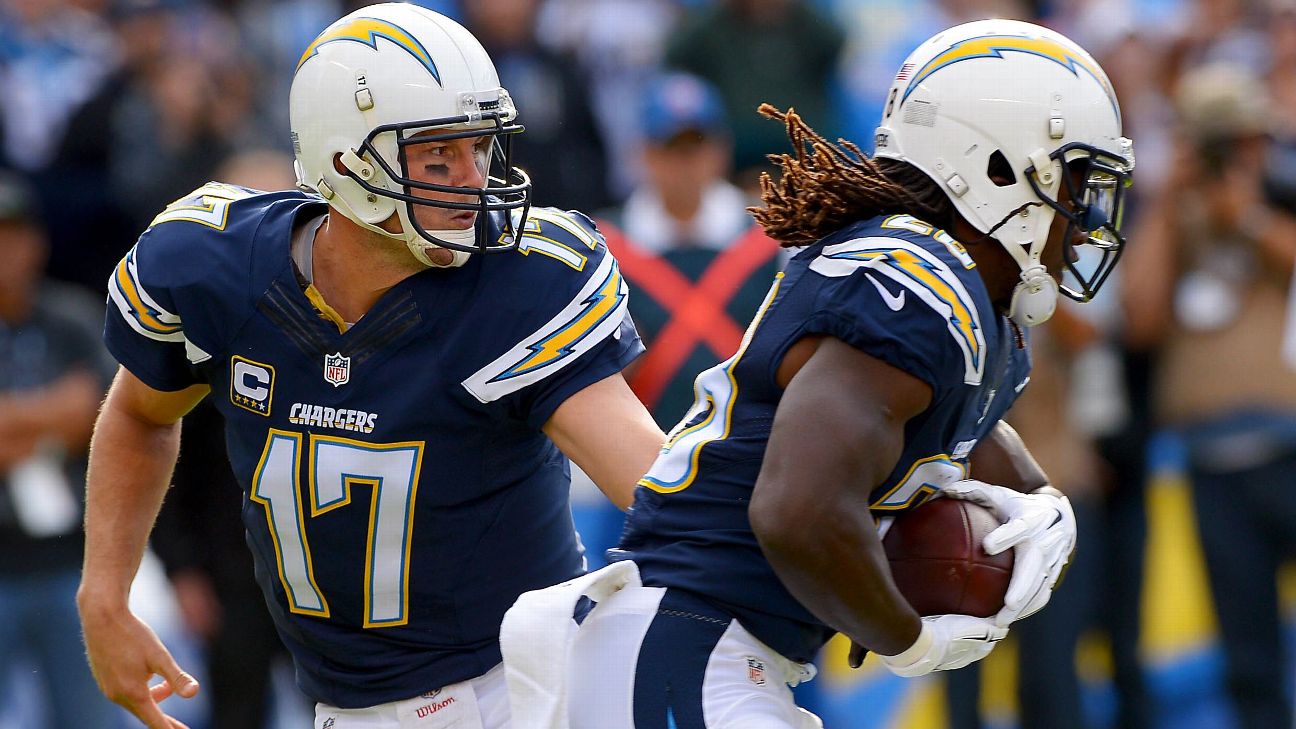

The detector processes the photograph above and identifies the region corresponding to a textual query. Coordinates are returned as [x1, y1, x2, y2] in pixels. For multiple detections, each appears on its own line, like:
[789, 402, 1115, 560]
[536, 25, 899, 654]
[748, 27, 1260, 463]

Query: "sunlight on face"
[402, 133, 491, 231]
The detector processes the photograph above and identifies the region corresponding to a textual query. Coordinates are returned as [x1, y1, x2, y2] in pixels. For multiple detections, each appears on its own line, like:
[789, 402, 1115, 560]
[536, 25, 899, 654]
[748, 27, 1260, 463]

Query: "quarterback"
[76, 5, 664, 729]
[501, 19, 1134, 728]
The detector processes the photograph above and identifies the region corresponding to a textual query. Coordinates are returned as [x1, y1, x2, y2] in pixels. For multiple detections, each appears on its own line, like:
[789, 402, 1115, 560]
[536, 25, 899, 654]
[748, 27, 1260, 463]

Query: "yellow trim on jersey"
[494, 263, 623, 378]
[870, 454, 967, 511]
[527, 209, 601, 250]
[833, 248, 982, 372]
[307, 434, 425, 629]
[639, 272, 784, 494]
[880, 215, 975, 269]
[148, 183, 255, 231]
[114, 256, 180, 335]
[511, 209, 601, 271]
[250, 429, 330, 619]
[304, 284, 350, 333]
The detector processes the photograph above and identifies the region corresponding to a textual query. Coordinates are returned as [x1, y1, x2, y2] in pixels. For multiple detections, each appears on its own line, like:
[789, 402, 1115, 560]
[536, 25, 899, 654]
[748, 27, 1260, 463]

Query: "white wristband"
[880, 621, 933, 668]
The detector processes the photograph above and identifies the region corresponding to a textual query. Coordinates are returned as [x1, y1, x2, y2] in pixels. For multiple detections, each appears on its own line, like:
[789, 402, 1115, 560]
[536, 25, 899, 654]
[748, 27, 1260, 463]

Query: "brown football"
[882, 497, 1013, 618]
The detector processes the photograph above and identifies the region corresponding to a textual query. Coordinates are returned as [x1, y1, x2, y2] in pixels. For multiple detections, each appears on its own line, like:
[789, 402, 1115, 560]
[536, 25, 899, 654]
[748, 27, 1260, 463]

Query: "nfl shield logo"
[746, 657, 766, 686]
[324, 352, 350, 387]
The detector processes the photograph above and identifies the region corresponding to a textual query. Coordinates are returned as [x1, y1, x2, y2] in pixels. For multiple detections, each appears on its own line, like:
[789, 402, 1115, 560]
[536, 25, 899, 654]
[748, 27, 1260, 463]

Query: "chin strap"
[407, 240, 471, 268]
[1006, 264, 1058, 327]
[991, 197, 1060, 327]
[402, 219, 477, 268]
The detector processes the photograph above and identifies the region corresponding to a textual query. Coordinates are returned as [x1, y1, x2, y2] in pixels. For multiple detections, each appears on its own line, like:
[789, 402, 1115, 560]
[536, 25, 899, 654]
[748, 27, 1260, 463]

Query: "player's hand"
[878, 614, 1007, 677]
[79, 599, 199, 729]
[941, 479, 1076, 626]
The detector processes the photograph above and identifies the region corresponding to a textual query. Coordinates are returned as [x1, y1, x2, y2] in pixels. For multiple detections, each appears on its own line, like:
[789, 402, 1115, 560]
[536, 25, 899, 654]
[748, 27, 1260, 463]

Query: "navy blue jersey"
[104, 183, 642, 707]
[612, 214, 1031, 663]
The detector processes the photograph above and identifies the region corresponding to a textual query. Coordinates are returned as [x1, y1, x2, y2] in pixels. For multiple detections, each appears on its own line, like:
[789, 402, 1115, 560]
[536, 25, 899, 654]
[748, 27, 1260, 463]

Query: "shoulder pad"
[109, 184, 309, 358]
[462, 209, 630, 402]
[809, 229, 988, 385]
[511, 207, 607, 272]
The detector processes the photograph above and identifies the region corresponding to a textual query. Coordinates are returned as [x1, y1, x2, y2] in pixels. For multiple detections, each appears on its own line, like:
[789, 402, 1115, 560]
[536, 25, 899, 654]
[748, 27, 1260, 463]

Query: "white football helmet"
[290, 3, 531, 268]
[874, 19, 1134, 326]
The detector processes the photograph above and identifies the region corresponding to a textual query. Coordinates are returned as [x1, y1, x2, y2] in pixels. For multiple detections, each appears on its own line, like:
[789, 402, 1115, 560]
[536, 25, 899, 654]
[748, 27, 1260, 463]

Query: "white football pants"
[313, 663, 508, 729]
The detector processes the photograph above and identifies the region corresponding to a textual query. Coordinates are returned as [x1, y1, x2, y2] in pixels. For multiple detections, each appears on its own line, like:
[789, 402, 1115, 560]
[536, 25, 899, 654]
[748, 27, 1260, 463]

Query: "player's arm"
[544, 372, 666, 510]
[749, 335, 928, 656]
[967, 420, 1049, 493]
[753, 336, 1007, 678]
[77, 367, 209, 729]
[946, 420, 1077, 625]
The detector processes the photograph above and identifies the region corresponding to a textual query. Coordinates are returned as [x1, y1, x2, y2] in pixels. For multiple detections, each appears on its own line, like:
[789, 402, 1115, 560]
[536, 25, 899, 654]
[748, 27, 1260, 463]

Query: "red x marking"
[599, 222, 781, 411]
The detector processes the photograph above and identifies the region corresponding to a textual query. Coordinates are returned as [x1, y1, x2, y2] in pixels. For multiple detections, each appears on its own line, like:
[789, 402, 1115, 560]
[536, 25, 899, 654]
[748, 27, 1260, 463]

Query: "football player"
[75, 5, 665, 729]
[500, 19, 1134, 728]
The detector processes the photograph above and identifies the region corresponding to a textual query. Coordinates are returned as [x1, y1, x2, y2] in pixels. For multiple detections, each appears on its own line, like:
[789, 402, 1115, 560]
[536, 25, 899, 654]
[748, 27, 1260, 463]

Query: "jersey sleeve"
[460, 209, 645, 428]
[104, 183, 284, 391]
[803, 236, 989, 394]
[104, 227, 204, 391]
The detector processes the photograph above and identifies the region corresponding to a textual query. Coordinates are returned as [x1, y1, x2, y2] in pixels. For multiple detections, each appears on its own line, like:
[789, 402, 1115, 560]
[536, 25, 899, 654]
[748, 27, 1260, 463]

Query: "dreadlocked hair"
[749, 104, 955, 247]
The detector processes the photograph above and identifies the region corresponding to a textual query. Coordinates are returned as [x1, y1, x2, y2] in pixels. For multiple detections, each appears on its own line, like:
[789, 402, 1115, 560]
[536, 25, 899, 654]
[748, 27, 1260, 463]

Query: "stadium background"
[0, 0, 1292, 727]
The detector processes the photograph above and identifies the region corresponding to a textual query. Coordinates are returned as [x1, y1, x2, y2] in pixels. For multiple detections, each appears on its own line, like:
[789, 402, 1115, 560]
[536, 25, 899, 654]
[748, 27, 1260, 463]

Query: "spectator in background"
[150, 149, 311, 729]
[566, 70, 782, 584]
[1123, 63, 1296, 729]
[535, 0, 681, 198]
[1001, 307, 1107, 729]
[1071, 31, 1164, 729]
[1264, 2, 1296, 218]
[107, 50, 240, 233]
[664, 0, 845, 189]
[0, 173, 116, 728]
[947, 301, 1152, 729]
[463, 0, 610, 211]
[1166, 0, 1269, 81]
[947, 24, 1164, 729]
[47, 0, 260, 295]
[0, 0, 118, 173]
[598, 73, 780, 423]
[44, 0, 177, 295]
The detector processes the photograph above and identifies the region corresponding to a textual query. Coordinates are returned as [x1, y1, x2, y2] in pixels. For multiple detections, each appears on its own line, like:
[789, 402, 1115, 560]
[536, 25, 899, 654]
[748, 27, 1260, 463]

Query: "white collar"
[620, 181, 753, 254]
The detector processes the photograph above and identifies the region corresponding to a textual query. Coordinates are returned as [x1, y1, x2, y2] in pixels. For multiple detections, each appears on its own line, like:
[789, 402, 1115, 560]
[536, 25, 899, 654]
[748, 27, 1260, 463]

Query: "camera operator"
[1123, 62, 1296, 729]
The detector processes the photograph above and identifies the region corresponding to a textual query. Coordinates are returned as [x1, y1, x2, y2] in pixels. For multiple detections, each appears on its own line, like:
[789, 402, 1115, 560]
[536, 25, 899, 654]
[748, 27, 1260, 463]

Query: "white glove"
[941, 479, 1077, 626]
[879, 614, 1008, 677]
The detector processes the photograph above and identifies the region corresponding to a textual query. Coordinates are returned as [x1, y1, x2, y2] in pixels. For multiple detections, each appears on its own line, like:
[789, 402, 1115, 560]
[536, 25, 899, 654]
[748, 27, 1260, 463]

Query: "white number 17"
[250, 430, 424, 628]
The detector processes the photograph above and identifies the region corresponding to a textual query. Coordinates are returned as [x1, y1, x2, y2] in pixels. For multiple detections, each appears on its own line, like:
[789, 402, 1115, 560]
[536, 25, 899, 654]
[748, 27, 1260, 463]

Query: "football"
[882, 497, 1013, 618]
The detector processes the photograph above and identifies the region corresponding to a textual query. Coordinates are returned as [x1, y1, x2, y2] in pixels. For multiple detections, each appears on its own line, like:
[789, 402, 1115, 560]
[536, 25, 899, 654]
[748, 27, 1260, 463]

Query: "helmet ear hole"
[987, 150, 1016, 187]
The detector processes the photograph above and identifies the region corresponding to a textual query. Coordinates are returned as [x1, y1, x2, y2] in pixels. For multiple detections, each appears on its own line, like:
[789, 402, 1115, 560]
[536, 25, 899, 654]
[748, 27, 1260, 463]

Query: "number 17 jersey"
[104, 185, 642, 707]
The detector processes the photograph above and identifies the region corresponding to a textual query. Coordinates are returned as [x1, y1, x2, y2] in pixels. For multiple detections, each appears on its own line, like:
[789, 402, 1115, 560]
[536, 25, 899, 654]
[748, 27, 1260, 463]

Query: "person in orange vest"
[597, 72, 784, 425]
[572, 74, 784, 570]
[577, 70, 822, 715]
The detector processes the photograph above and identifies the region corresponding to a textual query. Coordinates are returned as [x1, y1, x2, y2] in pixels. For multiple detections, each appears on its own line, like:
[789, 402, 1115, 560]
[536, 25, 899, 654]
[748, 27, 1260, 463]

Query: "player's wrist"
[879, 620, 933, 665]
[75, 583, 133, 617]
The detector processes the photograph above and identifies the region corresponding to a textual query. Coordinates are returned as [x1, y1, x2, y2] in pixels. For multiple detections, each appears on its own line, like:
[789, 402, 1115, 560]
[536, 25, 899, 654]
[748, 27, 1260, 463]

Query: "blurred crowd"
[1, 0, 1295, 727]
